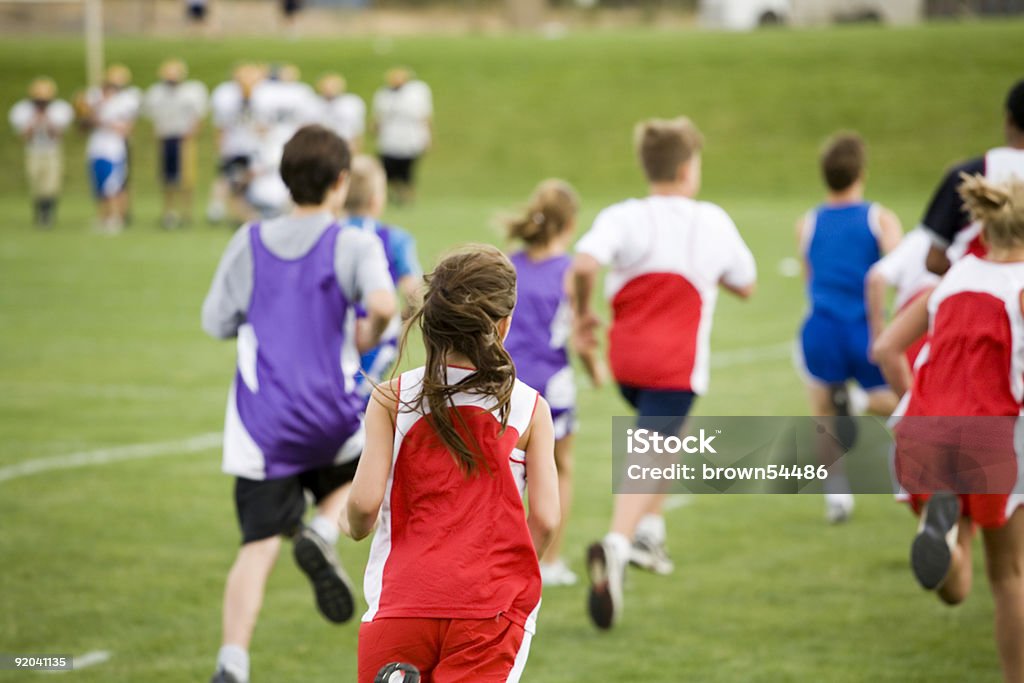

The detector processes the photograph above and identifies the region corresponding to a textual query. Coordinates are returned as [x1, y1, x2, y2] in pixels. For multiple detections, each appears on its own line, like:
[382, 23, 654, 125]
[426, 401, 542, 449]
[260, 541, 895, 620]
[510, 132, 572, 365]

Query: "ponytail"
[505, 178, 580, 248]
[958, 173, 1024, 250]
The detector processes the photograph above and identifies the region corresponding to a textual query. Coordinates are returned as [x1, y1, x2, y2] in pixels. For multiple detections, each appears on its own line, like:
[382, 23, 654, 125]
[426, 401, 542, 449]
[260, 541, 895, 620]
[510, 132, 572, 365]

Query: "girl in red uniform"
[347, 245, 559, 683]
[875, 174, 1024, 683]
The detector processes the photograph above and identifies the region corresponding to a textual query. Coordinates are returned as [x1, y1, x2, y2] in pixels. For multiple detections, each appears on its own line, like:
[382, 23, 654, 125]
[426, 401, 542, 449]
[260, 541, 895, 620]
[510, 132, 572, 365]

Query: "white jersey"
[84, 88, 139, 161]
[210, 80, 261, 159]
[318, 93, 366, 144]
[372, 80, 433, 158]
[8, 99, 74, 150]
[948, 147, 1024, 263]
[871, 227, 941, 311]
[251, 79, 320, 137]
[144, 80, 208, 138]
[575, 195, 756, 393]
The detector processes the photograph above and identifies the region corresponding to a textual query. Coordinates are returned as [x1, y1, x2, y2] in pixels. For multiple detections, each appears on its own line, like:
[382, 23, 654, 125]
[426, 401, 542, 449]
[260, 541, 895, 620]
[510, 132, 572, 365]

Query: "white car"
[699, 0, 790, 30]
[699, 0, 922, 30]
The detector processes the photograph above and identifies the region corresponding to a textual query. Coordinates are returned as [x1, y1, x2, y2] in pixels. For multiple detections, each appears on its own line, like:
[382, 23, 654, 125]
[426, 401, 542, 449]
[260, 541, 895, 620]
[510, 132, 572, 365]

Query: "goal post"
[1, 0, 104, 87]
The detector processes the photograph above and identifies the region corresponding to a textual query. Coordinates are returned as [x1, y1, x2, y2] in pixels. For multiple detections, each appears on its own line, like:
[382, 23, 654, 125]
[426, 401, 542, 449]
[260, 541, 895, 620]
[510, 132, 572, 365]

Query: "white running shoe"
[540, 559, 579, 587]
[825, 492, 855, 524]
[586, 539, 624, 630]
[629, 535, 675, 575]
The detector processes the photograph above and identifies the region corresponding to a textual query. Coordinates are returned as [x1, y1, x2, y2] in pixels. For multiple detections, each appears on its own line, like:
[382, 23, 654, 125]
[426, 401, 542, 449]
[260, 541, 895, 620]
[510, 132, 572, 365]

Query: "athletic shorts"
[798, 313, 887, 389]
[619, 385, 697, 438]
[379, 155, 417, 184]
[896, 416, 1021, 529]
[358, 615, 532, 683]
[282, 0, 302, 16]
[89, 157, 127, 199]
[219, 155, 251, 193]
[234, 459, 359, 544]
[186, 2, 206, 20]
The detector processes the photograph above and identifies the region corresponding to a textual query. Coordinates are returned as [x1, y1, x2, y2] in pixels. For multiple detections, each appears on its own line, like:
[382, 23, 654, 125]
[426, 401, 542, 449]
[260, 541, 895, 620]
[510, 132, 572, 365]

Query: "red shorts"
[357, 615, 532, 683]
[905, 493, 1021, 529]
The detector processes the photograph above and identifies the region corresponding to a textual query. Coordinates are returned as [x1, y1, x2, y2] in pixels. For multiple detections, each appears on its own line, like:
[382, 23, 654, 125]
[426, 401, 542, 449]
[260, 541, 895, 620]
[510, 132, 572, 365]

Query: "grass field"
[1, 20, 1022, 682]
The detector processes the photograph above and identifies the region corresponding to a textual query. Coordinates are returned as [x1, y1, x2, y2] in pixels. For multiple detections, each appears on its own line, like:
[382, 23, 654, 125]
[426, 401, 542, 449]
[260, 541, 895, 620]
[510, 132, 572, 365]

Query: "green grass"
[1, 21, 1022, 682]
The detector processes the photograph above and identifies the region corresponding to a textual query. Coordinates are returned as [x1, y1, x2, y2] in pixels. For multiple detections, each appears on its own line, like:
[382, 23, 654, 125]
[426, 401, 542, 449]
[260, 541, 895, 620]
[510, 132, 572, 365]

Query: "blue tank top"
[804, 202, 881, 321]
[234, 222, 364, 479]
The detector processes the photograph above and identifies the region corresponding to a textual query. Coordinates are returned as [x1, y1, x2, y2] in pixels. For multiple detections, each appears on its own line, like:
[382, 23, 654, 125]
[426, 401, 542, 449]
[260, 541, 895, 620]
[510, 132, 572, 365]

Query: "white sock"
[217, 645, 249, 682]
[309, 514, 339, 546]
[635, 514, 667, 545]
[603, 532, 632, 568]
[849, 385, 869, 415]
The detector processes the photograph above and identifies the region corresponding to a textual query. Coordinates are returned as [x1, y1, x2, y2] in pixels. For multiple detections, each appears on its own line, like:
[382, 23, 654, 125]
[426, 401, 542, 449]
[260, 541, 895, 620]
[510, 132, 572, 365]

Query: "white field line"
[0, 433, 222, 485]
[0, 342, 793, 486]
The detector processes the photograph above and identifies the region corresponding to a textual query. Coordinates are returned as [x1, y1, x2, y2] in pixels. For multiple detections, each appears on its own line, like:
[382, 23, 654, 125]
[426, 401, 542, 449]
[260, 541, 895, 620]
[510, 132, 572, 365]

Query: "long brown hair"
[399, 244, 518, 473]
[505, 179, 579, 248]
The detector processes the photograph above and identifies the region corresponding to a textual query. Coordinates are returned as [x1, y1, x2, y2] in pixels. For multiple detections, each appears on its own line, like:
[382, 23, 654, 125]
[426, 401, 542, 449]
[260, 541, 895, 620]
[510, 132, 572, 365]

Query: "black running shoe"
[210, 669, 242, 683]
[293, 527, 356, 624]
[911, 492, 961, 590]
[375, 662, 421, 683]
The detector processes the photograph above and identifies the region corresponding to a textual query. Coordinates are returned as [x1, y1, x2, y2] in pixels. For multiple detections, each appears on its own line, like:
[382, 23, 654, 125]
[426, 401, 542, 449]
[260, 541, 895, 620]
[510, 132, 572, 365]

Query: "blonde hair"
[634, 117, 704, 183]
[505, 179, 579, 247]
[344, 155, 387, 214]
[958, 173, 1024, 250]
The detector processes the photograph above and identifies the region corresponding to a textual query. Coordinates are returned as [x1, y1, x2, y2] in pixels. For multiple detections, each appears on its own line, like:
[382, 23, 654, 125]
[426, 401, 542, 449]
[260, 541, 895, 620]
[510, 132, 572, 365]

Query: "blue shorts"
[798, 313, 887, 389]
[619, 385, 697, 438]
[354, 338, 399, 404]
[161, 137, 182, 185]
[89, 158, 126, 199]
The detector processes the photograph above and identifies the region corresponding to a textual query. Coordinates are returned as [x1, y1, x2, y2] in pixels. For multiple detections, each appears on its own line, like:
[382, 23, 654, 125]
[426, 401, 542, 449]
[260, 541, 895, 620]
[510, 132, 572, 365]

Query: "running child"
[202, 125, 396, 683]
[348, 245, 560, 682]
[572, 116, 757, 629]
[503, 178, 602, 587]
[874, 174, 1024, 683]
[343, 155, 423, 401]
[795, 132, 902, 523]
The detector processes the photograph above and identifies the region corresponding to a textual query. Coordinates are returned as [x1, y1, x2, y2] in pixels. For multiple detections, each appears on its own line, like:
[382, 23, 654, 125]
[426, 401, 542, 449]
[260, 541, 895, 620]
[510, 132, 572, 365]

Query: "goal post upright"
[1, 0, 104, 87]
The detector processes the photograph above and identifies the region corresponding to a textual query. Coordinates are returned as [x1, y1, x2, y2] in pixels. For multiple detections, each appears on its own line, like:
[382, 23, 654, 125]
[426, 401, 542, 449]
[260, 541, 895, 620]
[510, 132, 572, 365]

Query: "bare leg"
[982, 509, 1024, 682]
[865, 387, 899, 416]
[541, 435, 574, 565]
[319, 482, 352, 539]
[221, 535, 282, 648]
[938, 517, 975, 605]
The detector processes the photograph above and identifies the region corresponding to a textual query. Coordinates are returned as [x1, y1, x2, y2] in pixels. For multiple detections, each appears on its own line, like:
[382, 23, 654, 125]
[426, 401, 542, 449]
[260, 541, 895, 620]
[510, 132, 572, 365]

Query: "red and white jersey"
[362, 366, 543, 633]
[907, 255, 1024, 417]
[575, 196, 756, 393]
[948, 148, 1024, 263]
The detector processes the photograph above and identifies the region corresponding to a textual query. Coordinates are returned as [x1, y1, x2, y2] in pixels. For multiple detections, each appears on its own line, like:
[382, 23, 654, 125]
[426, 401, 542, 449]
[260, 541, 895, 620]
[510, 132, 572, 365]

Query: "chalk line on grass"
[0, 433, 222, 485]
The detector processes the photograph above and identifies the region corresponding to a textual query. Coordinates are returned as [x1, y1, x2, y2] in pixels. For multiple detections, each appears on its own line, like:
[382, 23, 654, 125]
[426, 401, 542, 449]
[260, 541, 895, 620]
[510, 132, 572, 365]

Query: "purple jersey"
[505, 251, 575, 422]
[229, 223, 364, 479]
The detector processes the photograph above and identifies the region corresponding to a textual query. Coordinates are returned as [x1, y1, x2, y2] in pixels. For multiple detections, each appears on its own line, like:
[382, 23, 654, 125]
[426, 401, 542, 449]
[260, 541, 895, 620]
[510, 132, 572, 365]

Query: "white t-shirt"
[319, 93, 366, 144]
[372, 80, 433, 158]
[211, 80, 261, 159]
[8, 99, 74, 150]
[251, 79, 320, 136]
[85, 88, 140, 161]
[144, 80, 208, 138]
[575, 195, 756, 393]
[871, 227, 941, 311]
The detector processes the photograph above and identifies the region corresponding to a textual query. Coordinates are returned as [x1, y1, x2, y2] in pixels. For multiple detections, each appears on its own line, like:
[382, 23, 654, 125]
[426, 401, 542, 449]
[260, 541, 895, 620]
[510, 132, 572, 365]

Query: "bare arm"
[519, 397, 559, 555]
[347, 384, 397, 540]
[872, 290, 931, 398]
[865, 266, 890, 350]
[563, 266, 605, 388]
[877, 207, 903, 255]
[926, 244, 951, 276]
[356, 289, 398, 354]
[569, 252, 603, 368]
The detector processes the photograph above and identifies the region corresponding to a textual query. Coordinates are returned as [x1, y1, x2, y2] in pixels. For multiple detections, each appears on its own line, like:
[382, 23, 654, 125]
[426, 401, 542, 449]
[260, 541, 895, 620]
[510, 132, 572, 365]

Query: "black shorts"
[282, 0, 302, 16]
[379, 154, 418, 184]
[186, 3, 207, 20]
[619, 384, 697, 438]
[234, 459, 359, 544]
[219, 155, 251, 194]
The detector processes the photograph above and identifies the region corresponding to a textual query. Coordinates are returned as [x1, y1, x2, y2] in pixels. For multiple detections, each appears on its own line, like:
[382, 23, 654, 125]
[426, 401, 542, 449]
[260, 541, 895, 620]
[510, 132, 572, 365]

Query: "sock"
[309, 514, 339, 546]
[635, 514, 667, 545]
[217, 645, 249, 682]
[603, 532, 632, 568]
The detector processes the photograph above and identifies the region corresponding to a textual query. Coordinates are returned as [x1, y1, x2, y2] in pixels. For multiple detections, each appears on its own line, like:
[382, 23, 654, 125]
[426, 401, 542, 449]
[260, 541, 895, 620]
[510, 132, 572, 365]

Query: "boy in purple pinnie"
[504, 179, 604, 587]
[201, 125, 396, 683]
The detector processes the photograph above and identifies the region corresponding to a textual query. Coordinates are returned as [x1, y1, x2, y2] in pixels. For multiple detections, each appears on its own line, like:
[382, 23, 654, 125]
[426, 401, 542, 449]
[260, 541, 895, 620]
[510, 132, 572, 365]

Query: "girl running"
[347, 245, 560, 683]
[874, 174, 1024, 683]
[503, 179, 602, 587]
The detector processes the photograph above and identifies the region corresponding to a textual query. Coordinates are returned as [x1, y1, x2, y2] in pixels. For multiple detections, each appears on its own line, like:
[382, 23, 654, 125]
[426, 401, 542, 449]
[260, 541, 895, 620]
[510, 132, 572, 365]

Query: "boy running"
[202, 125, 396, 683]
[795, 132, 902, 523]
[572, 117, 757, 629]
